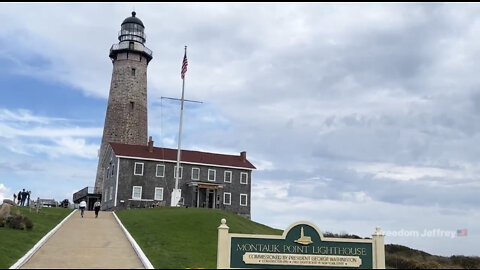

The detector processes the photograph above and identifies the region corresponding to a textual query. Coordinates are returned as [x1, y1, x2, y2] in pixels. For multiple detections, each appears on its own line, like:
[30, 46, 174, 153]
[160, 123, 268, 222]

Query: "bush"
[4, 214, 34, 230]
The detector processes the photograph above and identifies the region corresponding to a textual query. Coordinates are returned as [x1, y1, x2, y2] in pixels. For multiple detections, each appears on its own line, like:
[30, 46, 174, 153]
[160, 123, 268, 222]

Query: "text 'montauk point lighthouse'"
[94, 12, 153, 193]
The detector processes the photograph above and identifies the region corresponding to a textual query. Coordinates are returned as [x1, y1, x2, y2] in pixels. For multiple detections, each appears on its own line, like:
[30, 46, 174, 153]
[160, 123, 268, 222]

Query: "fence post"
[217, 218, 230, 269]
[372, 226, 385, 269]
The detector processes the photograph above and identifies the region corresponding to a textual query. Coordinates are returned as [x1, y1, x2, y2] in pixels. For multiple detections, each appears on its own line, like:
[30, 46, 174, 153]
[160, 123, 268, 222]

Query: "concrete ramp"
[20, 210, 144, 269]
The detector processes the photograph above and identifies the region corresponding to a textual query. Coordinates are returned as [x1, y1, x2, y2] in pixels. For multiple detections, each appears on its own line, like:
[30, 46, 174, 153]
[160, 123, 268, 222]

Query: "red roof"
[110, 143, 256, 169]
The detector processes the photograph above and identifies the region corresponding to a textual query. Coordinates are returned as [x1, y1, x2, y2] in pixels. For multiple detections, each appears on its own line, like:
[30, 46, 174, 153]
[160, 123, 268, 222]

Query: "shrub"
[5, 214, 34, 230]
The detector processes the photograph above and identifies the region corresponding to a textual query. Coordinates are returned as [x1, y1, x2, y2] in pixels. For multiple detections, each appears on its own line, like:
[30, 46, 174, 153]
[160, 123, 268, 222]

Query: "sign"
[217, 220, 385, 269]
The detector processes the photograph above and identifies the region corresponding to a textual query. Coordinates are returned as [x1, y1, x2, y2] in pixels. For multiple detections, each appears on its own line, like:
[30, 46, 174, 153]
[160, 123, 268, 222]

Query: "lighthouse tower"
[94, 12, 153, 193]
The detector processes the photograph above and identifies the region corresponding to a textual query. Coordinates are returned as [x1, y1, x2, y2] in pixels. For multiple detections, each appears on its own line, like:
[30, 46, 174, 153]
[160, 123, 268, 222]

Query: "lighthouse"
[94, 12, 153, 193]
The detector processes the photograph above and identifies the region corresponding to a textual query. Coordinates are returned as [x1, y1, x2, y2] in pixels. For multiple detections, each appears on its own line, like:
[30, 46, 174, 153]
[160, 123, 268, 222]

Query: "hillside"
[115, 207, 282, 268]
[116, 207, 480, 269]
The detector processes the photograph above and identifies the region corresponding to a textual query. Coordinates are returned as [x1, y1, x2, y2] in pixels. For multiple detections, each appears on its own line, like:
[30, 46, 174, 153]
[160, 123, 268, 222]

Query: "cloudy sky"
[0, 3, 479, 256]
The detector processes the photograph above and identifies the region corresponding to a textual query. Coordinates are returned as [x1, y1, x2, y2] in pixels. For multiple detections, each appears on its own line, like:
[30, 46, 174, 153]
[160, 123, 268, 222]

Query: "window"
[106, 167, 110, 179]
[223, 192, 231, 205]
[240, 172, 248, 184]
[132, 186, 142, 200]
[131, 68, 136, 76]
[134, 162, 144, 176]
[191, 168, 200, 180]
[111, 164, 115, 177]
[109, 186, 113, 200]
[174, 166, 183, 179]
[129, 41, 134, 50]
[240, 194, 248, 206]
[104, 189, 108, 202]
[208, 169, 216, 182]
[156, 164, 165, 177]
[130, 101, 135, 110]
[154, 187, 164, 201]
[224, 171, 232, 183]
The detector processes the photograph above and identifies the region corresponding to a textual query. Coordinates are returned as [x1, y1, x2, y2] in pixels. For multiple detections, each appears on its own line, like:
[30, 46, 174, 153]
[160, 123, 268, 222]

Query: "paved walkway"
[21, 210, 144, 269]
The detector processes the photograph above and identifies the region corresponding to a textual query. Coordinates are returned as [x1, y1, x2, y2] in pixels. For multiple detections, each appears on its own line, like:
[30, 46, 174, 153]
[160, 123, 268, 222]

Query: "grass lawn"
[116, 207, 282, 269]
[0, 206, 72, 268]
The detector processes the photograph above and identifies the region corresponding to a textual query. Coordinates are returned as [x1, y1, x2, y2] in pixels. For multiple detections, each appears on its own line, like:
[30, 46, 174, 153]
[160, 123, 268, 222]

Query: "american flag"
[457, 229, 468, 237]
[181, 50, 188, 79]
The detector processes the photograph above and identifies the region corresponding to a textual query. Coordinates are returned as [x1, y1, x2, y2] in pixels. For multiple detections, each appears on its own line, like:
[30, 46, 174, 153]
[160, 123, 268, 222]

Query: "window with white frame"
[112, 164, 115, 177]
[192, 168, 200, 180]
[104, 189, 108, 202]
[223, 192, 231, 205]
[240, 194, 248, 206]
[156, 164, 165, 177]
[208, 169, 216, 182]
[132, 186, 142, 200]
[154, 187, 164, 201]
[240, 172, 248, 184]
[109, 186, 113, 200]
[107, 167, 110, 178]
[134, 162, 144, 176]
[174, 166, 183, 179]
[224, 171, 232, 183]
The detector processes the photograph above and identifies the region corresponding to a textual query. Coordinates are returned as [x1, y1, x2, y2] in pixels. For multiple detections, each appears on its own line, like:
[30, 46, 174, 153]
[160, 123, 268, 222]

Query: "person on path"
[94, 200, 101, 218]
[79, 200, 87, 218]
[13, 193, 17, 205]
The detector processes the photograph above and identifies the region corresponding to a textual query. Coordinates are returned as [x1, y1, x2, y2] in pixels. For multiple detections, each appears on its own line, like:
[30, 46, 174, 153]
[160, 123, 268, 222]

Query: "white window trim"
[156, 164, 165, 177]
[109, 186, 113, 200]
[240, 172, 248, 184]
[208, 169, 216, 182]
[174, 166, 183, 179]
[132, 186, 142, 200]
[224, 171, 232, 183]
[154, 187, 164, 201]
[240, 194, 248, 206]
[134, 162, 144, 176]
[191, 168, 200, 180]
[223, 192, 231, 205]
[104, 189, 108, 202]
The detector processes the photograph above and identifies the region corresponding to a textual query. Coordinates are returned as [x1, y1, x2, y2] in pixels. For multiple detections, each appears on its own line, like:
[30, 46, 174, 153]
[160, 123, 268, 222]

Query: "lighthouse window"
[130, 102, 134, 110]
[129, 42, 134, 50]
[131, 68, 136, 76]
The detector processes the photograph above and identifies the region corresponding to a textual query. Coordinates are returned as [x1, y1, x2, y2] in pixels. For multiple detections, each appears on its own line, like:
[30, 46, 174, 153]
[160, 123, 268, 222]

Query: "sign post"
[217, 219, 385, 269]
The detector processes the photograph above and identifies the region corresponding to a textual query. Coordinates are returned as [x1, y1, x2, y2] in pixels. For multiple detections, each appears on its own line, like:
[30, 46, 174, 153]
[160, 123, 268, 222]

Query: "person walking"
[79, 199, 87, 218]
[13, 193, 17, 205]
[93, 200, 101, 218]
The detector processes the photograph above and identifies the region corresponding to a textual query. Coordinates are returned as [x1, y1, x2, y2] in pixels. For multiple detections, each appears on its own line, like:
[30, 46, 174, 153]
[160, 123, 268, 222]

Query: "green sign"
[229, 223, 373, 269]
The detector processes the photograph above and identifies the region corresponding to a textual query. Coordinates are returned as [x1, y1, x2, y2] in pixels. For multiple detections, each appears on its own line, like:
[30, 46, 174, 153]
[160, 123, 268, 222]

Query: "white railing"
[110, 43, 152, 56]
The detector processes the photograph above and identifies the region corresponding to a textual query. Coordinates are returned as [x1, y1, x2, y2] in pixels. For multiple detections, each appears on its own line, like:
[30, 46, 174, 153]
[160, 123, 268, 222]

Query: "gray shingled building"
[100, 138, 256, 218]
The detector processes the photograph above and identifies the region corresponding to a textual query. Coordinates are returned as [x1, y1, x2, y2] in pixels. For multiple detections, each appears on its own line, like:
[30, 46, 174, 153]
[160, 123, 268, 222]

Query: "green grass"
[116, 207, 282, 269]
[0, 206, 72, 268]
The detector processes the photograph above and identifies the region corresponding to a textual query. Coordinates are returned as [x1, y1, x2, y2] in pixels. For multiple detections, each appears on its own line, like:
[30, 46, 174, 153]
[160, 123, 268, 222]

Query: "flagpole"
[171, 46, 187, 207]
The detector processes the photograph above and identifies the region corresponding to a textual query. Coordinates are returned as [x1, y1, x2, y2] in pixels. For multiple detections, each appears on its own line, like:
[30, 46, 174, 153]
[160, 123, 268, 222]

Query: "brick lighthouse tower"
[94, 12, 153, 193]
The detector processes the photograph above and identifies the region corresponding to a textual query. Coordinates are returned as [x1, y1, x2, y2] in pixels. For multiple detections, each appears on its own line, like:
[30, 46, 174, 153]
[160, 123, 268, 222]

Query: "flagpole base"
[170, 189, 182, 207]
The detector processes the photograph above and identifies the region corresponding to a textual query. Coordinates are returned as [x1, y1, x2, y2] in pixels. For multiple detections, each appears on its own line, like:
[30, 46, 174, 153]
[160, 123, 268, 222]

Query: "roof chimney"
[148, 136, 154, 153]
[240, 151, 246, 162]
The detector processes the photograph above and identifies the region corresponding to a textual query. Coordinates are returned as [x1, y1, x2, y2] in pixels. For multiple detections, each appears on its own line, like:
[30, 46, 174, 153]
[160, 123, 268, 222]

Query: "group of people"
[13, 189, 31, 206]
[78, 199, 101, 218]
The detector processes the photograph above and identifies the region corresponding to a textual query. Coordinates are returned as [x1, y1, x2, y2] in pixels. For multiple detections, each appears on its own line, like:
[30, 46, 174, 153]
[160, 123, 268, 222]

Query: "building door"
[207, 189, 215, 209]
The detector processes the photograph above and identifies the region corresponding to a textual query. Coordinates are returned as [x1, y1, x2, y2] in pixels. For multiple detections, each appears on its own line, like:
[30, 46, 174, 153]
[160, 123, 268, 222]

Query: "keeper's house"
[100, 137, 256, 219]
